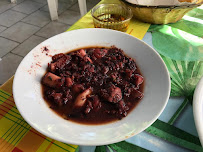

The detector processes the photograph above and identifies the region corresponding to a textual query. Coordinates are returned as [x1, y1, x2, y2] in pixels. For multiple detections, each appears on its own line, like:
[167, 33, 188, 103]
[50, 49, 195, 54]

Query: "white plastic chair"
[47, 0, 87, 20]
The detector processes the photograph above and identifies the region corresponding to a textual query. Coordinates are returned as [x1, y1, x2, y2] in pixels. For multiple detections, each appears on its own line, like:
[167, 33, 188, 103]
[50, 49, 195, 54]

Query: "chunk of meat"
[77, 49, 93, 63]
[42, 72, 63, 88]
[77, 49, 86, 57]
[84, 101, 93, 114]
[130, 89, 144, 99]
[72, 84, 85, 94]
[84, 56, 93, 64]
[84, 106, 91, 114]
[101, 84, 122, 103]
[46, 90, 63, 106]
[94, 48, 108, 59]
[53, 93, 63, 106]
[83, 64, 95, 73]
[74, 88, 92, 108]
[108, 86, 122, 103]
[49, 62, 56, 72]
[65, 77, 73, 87]
[52, 53, 65, 62]
[49, 55, 71, 73]
[91, 95, 100, 109]
[103, 66, 109, 74]
[134, 74, 144, 86]
[117, 100, 129, 117]
[54, 55, 71, 70]
[125, 69, 133, 80]
[65, 89, 72, 100]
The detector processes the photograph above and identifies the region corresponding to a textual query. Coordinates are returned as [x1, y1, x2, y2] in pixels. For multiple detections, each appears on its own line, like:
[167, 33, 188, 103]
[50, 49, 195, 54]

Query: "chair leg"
[47, 0, 59, 20]
[78, 0, 87, 16]
[11, 0, 17, 3]
[55, 0, 58, 10]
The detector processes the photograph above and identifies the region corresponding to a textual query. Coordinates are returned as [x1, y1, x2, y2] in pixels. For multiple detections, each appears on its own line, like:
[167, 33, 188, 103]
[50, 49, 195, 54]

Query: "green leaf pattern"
[161, 55, 203, 97]
[149, 6, 203, 98]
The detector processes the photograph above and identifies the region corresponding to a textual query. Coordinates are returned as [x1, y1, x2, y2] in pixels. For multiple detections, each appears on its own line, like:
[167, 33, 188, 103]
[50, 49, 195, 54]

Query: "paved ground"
[0, 0, 100, 85]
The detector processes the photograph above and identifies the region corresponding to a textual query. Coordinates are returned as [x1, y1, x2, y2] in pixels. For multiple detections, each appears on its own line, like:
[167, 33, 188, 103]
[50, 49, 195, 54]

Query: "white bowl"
[193, 76, 203, 146]
[13, 28, 170, 146]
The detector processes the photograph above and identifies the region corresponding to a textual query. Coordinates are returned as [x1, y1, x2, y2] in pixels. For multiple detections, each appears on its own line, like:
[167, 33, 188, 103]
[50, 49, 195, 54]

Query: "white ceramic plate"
[13, 28, 170, 146]
[193, 77, 203, 146]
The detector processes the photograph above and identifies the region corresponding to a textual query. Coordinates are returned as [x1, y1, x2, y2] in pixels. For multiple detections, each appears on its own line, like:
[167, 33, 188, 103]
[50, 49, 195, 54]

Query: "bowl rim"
[121, 0, 203, 9]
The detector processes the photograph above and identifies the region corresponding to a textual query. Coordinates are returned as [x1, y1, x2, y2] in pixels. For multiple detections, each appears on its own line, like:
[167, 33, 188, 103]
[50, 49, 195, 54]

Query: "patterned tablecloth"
[0, 0, 202, 151]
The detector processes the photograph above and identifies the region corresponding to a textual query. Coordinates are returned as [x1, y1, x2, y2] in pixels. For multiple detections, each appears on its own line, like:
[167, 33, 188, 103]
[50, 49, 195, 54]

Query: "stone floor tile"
[11, 0, 45, 14]
[0, 10, 27, 27]
[12, 0, 26, 4]
[70, 0, 100, 13]
[40, 1, 73, 15]
[0, 37, 19, 57]
[0, 26, 7, 33]
[30, 0, 47, 4]
[35, 21, 70, 38]
[22, 10, 51, 27]
[0, 22, 40, 43]
[0, 53, 23, 84]
[0, 0, 16, 14]
[87, 0, 100, 11]
[86, 0, 101, 10]
[12, 35, 46, 57]
[59, 0, 78, 4]
[0, 0, 26, 14]
[87, 0, 101, 4]
[58, 10, 81, 25]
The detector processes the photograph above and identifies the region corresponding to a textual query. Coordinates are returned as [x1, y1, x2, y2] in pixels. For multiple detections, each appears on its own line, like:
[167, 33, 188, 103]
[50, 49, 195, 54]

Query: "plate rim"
[193, 76, 203, 147]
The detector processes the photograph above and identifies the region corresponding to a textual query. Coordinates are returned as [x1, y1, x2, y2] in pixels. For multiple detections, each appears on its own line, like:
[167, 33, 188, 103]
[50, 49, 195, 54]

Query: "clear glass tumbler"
[91, 4, 133, 32]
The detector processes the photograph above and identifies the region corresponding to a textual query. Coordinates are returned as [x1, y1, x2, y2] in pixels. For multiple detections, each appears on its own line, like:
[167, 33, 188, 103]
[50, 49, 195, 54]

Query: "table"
[1, 0, 203, 151]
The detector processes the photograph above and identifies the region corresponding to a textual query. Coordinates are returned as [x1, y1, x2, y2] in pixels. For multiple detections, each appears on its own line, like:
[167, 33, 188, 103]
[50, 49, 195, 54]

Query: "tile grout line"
[7, 18, 50, 55]
[28, 0, 47, 5]
[0, 0, 98, 85]
[16, 2, 50, 27]
[0, 3, 47, 30]
[55, 2, 85, 26]
[0, 51, 20, 59]
[9, 52, 24, 58]
[57, 21, 76, 26]
[0, 5, 50, 46]
[0, 27, 8, 34]
[0, 36, 20, 44]
[6, 13, 51, 54]
[0, 9, 29, 28]
[0, 25, 7, 28]
[0, 0, 84, 59]
[8, 9, 29, 15]
[27, 2, 81, 38]
[12, 0, 78, 37]
[33, 34, 47, 39]
[0, 0, 25, 15]
[20, 21, 45, 28]
[10, 2, 47, 15]
[39, 1, 78, 16]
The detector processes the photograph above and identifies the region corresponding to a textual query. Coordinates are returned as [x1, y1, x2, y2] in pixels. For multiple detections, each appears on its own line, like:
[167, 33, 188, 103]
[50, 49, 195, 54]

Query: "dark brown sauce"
[42, 46, 144, 125]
